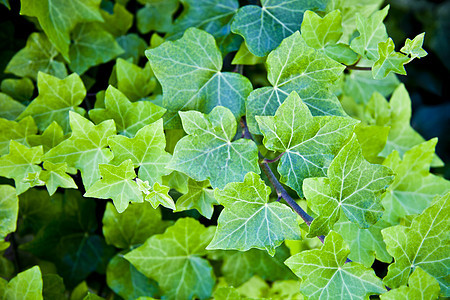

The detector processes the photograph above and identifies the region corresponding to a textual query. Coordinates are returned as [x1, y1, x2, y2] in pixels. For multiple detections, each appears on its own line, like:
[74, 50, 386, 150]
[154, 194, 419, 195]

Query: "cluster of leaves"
[0, 0, 449, 299]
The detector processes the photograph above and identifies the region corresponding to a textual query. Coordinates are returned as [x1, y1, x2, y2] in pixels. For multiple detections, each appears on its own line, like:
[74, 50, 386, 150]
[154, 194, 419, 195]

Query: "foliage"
[0, 0, 448, 299]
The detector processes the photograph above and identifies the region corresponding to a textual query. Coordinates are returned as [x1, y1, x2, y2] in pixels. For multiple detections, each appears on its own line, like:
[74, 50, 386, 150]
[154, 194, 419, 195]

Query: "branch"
[346, 65, 372, 71]
[263, 152, 285, 163]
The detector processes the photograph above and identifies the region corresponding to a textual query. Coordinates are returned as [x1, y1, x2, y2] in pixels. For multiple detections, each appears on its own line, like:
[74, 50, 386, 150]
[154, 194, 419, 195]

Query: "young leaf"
[0, 93, 25, 120]
[44, 112, 116, 189]
[100, 3, 133, 37]
[176, 178, 218, 219]
[3, 266, 43, 300]
[246, 31, 346, 133]
[168, 106, 259, 189]
[27, 121, 66, 153]
[0, 116, 37, 155]
[382, 192, 449, 296]
[125, 218, 216, 300]
[285, 231, 386, 299]
[304, 135, 394, 236]
[231, 0, 327, 57]
[0, 141, 43, 195]
[256, 91, 358, 197]
[115, 59, 157, 101]
[18, 72, 86, 133]
[20, 0, 103, 60]
[400, 32, 427, 59]
[39, 161, 77, 196]
[372, 38, 410, 79]
[207, 172, 301, 255]
[89, 86, 165, 137]
[0, 185, 19, 240]
[146, 28, 252, 127]
[84, 160, 143, 213]
[108, 119, 171, 184]
[301, 10, 343, 49]
[144, 182, 175, 210]
[137, 0, 178, 34]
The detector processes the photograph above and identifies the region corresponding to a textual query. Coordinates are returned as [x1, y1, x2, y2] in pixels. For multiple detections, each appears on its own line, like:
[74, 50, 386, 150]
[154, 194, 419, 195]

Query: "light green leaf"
[350, 5, 389, 60]
[146, 28, 252, 127]
[380, 267, 440, 300]
[372, 38, 410, 79]
[125, 218, 216, 300]
[207, 172, 301, 255]
[246, 31, 346, 134]
[89, 86, 165, 137]
[285, 231, 386, 299]
[0, 185, 18, 240]
[162, 171, 189, 194]
[0, 141, 43, 195]
[115, 59, 157, 101]
[0, 93, 25, 120]
[102, 202, 168, 249]
[213, 287, 241, 300]
[84, 160, 143, 213]
[323, 43, 359, 65]
[0, 77, 34, 102]
[0, 117, 37, 155]
[236, 275, 270, 298]
[381, 139, 450, 224]
[231, 0, 327, 57]
[400, 32, 427, 59]
[23, 172, 45, 188]
[4, 266, 43, 300]
[20, 0, 103, 60]
[5, 32, 67, 80]
[108, 119, 171, 184]
[382, 192, 450, 296]
[100, 3, 133, 37]
[44, 112, 116, 189]
[301, 10, 342, 49]
[69, 23, 124, 74]
[256, 91, 358, 197]
[268, 280, 303, 300]
[18, 72, 86, 133]
[231, 41, 265, 65]
[144, 182, 175, 210]
[39, 161, 77, 196]
[168, 106, 259, 189]
[27, 121, 66, 153]
[116, 34, 148, 64]
[137, 0, 178, 34]
[353, 123, 390, 163]
[176, 178, 217, 219]
[304, 135, 394, 236]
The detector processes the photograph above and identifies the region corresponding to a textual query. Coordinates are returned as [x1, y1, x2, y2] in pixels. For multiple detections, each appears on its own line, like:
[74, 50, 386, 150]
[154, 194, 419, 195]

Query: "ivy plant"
[0, 0, 449, 299]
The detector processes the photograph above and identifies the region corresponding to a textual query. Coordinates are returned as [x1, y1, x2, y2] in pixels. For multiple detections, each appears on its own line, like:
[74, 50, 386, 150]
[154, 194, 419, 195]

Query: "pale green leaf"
[236, 275, 269, 298]
[84, 160, 143, 213]
[0, 77, 34, 102]
[0, 93, 25, 120]
[176, 178, 218, 219]
[89, 86, 165, 137]
[372, 38, 410, 79]
[267, 280, 303, 300]
[4, 266, 43, 300]
[100, 3, 133, 37]
[39, 161, 77, 196]
[323, 43, 359, 65]
[400, 32, 427, 59]
[115, 59, 157, 101]
[246, 32, 346, 134]
[256, 91, 357, 197]
[0, 116, 37, 155]
[27, 121, 66, 153]
[301, 10, 342, 49]
[285, 231, 386, 299]
[168, 106, 259, 189]
[213, 287, 241, 300]
[5, 32, 67, 80]
[162, 171, 189, 194]
[353, 123, 390, 164]
[382, 192, 450, 296]
[231, 41, 265, 65]
[0, 185, 18, 239]
[146, 28, 252, 127]
[137, 0, 178, 34]
[18, 72, 86, 133]
[125, 218, 216, 300]
[207, 172, 301, 255]
[0, 141, 43, 195]
[44, 112, 116, 189]
[304, 135, 394, 236]
[231, 0, 327, 56]
[144, 182, 175, 210]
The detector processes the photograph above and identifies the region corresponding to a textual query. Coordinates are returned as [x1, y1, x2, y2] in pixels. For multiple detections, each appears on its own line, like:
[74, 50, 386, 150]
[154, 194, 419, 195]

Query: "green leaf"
[100, 3, 133, 37]
[115, 59, 157, 101]
[144, 182, 175, 210]
[350, 6, 389, 60]
[168, 106, 259, 189]
[382, 192, 450, 296]
[20, 0, 103, 60]
[0, 141, 43, 195]
[0, 92, 25, 120]
[267, 280, 303, 300]
[256, 91, 358, 197]
[42, 274, 66, 300]
[207, 172, 301, 255]
[1, 0, 9, 9]
[5, 32, 67, 80]
[353, 123, 390, 163]
[146, 28, 252, 127]
[84, 160, 143, 213]
[108, 119, 171, 184]
[0, 77, 34, 102]
[231, 42, 266, 65]
[301, 10, 343, 49]
[0, 185, 18, 240]
[27, 121, 66, 153]
[0, 116, 37, 155]
[236, 275, 270, 298]
[116, 34, 148, 64]
[231, 0, 327, 57]
[69, 23, 124, 74]
[4, 266, 43, 300]
[18, 72, 86, 133]
[285, 231, 386, 299]
[372, 38, 410, 79]
[213, 287, 241, 300]
[125, 218, 216, 300]
[89, 86, 165, 137]
[44, 112, 116, 189]
[137, 0, 178, 34]
[106, 254, 159, 300]
[176, 178, 218, 219]
[381, 139, 450, 224]
[39, 161, 77, 196]
[381, 267, 440, 300]
[304, 135, 394, 236]
[102, 201, 168, 249]
[246, 31, 346, 134]
[400, 32, 427, 59]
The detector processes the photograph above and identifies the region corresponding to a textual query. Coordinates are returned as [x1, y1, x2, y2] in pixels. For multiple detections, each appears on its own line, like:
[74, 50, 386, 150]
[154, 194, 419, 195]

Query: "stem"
[233, 64, 244, 75]
[240, 117, 253, 140]
[263, 152, 285, 163]
[346, 65, 372, 71]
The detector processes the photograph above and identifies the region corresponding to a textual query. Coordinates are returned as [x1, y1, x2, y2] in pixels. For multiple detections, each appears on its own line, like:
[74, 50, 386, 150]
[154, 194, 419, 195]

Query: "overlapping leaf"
[0, 185, 18, 243]
[38, 161, 77, 196]
[0, 116, 37, 155]
[256, 91, 357, 197]
[0, 93, 24, 120]
[372, 38, 410, 79]
[100, 3, 133, 37]
[175, 179, 217, 219]
[143, 182, 175, 210]
[0, 77, 34, 102]
[115, 59, 157, 101]
[137, 0, 178, 34]
[2, 266, 43, 300]
[27, 121, 66, 153]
